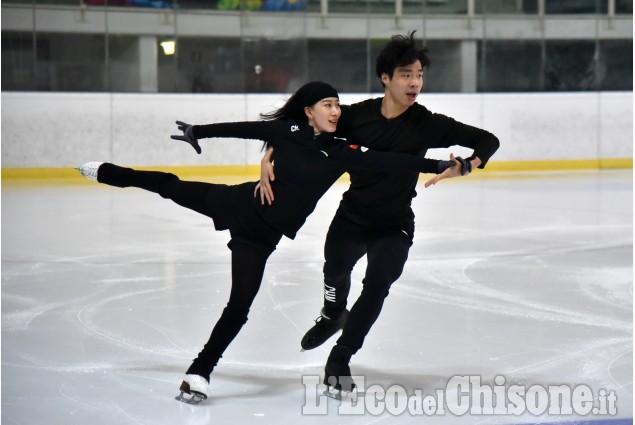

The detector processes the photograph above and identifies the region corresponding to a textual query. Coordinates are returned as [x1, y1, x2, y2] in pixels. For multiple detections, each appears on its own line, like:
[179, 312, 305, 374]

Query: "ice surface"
[2, 171, 632, 425]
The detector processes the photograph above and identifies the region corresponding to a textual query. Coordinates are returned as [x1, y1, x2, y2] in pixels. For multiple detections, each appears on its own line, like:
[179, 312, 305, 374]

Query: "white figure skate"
[77, 162, 104, 181]
[175, 374, 209, 405]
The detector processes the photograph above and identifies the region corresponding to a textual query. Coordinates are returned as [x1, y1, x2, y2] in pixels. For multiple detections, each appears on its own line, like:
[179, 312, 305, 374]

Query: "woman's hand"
[170, 121, 202, 154]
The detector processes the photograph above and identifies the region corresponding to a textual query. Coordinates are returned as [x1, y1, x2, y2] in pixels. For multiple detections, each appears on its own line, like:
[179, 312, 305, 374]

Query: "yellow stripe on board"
[485, 158, 633, 172]
[1, 165, 262, 180]
[1, 159, 632, 181]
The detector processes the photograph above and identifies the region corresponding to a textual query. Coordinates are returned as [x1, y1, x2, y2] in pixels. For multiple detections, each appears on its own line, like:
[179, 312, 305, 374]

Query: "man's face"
[381, 59, 424, 108]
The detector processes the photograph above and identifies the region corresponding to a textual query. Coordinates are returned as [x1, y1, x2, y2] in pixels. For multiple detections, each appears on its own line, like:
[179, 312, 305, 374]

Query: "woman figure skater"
[77, 81, 466, 404]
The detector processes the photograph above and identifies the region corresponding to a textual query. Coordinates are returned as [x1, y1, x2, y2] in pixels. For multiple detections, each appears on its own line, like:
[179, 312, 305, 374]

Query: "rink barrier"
[1, 159, 632, 181]
[1, 165, 261, 180]
[2, 92, 632, 170]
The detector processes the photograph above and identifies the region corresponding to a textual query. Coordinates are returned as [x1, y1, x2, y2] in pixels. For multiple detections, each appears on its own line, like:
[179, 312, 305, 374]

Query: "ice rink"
[2, 170, 632, 425]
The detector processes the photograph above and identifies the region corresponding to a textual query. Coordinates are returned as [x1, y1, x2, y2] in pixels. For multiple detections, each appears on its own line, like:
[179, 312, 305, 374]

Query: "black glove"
[170, 120, 201, 154]
[437, 157, 472, 176]
[455, 156, 472, 176]
[437, 160, 455, 174]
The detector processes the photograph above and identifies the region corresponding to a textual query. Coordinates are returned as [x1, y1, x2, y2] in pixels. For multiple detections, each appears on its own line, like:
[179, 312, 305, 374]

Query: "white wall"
[1, 91, 632, 168]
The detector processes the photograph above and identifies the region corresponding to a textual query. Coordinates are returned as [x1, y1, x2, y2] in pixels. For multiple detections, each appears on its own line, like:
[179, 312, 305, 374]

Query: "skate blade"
[175, 391, 206, 405]
[324, 385, 357, 400]
[323, 388, 343, 400]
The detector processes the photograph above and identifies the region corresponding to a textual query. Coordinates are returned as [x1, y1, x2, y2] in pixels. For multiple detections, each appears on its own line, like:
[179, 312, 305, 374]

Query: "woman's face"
[305, 97, 341, 134]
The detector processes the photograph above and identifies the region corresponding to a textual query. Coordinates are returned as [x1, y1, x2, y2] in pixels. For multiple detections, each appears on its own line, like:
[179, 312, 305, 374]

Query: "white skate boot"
[175, 374, 209, 405]
[77, 162, 104, 181]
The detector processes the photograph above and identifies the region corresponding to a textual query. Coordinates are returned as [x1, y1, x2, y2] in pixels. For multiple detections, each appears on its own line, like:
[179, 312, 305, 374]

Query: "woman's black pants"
[97, 163, 280, 381]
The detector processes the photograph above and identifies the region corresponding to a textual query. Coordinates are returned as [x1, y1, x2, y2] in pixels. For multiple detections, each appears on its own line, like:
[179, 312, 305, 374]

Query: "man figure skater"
[258, 31, 500, 392]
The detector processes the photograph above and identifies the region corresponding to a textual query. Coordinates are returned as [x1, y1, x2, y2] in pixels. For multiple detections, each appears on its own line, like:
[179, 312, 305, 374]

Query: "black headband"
[301, 82, 339, 108]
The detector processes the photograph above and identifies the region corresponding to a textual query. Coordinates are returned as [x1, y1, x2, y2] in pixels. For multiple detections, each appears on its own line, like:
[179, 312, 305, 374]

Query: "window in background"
[598, 40, 633, 91]
[478, 40, 543, 92]
[109, 35, 146, 92]
[317, 0, 395, 14]
[308, 39, 369, 93]
[34, 33, 107, 91]
[424, 40, 464, 93]
[241, 38, 308, 93]
[615, 0, 633, 14]
[475, 0, 539, 14]
[2, 31, 37, 91]
[544, 40, 597, 91]
[545, 0, 607, 14]
[403, 0, 468, 15]
[305, 0, 320, 12]
[159, 37, 243, 93]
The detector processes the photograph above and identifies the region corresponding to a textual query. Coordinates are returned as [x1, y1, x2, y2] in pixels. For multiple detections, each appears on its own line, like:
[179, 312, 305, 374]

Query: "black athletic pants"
[322, 214, 413, 353]
[97, 163, 281, 381]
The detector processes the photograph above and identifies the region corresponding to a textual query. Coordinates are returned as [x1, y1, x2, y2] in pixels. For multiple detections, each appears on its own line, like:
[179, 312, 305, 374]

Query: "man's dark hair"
[375, 30, 430, 86]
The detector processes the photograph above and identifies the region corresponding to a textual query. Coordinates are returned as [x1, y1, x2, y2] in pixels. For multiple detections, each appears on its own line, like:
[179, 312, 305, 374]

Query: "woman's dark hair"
[259, 81, 339, 150]
[260, 81, 339, 126]
[375, 30, 430, 86]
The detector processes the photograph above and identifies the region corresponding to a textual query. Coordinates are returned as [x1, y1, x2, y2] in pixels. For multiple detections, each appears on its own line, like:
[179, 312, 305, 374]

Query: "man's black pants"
[321, 214, 413, 353]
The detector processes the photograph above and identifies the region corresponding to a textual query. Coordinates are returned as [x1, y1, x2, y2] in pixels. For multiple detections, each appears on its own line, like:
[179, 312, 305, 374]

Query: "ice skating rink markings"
[1, 170, 632, 425]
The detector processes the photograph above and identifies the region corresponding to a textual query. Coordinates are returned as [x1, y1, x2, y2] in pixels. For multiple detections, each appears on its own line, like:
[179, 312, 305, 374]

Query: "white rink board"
[1, 91, 632, 168]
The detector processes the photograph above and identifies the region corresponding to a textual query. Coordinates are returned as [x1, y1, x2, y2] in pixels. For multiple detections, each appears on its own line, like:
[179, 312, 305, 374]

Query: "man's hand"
[469, 156, 482, 169]
[254, 147, 276, 205]
[170, 120, 202, 154]
[424, 153, 462, 188]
